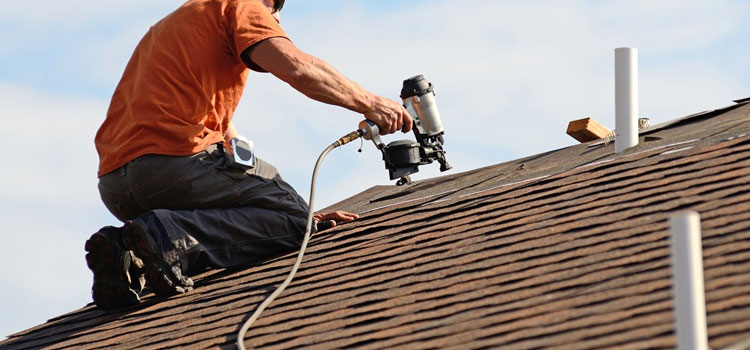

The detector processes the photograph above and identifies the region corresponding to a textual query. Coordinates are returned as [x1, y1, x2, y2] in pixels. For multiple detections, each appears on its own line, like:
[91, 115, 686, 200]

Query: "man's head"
[273, 0, 285, 13]
[258, 0, 284, 22]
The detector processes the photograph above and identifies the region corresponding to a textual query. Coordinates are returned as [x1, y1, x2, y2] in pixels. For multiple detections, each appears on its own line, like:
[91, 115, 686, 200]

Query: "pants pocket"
[126, 153, 206, 207]
[144, 158, 203, 201]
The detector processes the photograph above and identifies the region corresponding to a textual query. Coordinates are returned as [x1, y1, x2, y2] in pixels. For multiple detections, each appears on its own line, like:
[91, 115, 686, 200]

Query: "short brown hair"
[273, 0, 285, 12]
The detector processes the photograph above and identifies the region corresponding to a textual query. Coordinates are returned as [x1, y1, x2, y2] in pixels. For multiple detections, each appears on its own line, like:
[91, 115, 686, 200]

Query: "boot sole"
[85, 227, 141, 310]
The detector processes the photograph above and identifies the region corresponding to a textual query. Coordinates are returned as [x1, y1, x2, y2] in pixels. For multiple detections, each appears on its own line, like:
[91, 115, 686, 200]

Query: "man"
[86, 0, 413, 310]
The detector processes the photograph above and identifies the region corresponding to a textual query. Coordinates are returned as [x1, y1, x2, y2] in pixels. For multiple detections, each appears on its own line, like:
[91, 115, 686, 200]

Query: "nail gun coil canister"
[401, 75, 444, 137]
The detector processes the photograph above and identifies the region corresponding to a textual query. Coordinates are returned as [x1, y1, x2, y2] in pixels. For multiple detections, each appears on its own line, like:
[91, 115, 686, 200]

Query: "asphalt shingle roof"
[2, 101, 750, 350]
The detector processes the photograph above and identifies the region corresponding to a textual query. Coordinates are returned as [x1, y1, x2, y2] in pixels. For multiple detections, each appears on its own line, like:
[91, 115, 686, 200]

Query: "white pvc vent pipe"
[615, 47, 639, 153]
[669, 211, 709, 350]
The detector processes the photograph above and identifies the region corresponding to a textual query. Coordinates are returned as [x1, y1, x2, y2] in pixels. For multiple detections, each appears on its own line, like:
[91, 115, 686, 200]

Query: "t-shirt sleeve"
[227, 0, 289, 65]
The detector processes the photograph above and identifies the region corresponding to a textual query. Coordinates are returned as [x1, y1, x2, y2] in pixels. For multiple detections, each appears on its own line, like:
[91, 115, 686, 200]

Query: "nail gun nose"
[440, 160, 452, 172]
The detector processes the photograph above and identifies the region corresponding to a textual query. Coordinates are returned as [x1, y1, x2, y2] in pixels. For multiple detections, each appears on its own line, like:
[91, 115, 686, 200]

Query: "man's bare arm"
[246, 37, 412, 135]
[225, 121, 238, 141]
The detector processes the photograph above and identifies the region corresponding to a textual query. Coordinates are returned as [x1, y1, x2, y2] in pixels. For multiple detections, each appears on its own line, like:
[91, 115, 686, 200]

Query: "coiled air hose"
[236, 129, 364, 350]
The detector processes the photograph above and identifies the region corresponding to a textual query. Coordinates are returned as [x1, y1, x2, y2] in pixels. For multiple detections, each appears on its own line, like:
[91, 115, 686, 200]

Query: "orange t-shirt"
[95, 0, 287, 177]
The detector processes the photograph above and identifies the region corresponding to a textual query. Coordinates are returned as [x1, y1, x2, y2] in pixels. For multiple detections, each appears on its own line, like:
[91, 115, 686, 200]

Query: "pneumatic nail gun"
[359, 75, 452, 186]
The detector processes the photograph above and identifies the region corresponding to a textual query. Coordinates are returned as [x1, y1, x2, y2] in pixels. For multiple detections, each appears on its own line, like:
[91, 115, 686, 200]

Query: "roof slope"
[3, 102, 750, 349]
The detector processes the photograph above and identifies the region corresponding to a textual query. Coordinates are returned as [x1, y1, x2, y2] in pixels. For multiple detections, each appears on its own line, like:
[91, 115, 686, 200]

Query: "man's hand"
[364, 96, 413, 135]
[314, 210, 359, 231]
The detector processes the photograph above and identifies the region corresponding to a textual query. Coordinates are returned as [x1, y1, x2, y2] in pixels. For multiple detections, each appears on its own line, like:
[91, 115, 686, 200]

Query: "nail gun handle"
[357, 120, 386, 149]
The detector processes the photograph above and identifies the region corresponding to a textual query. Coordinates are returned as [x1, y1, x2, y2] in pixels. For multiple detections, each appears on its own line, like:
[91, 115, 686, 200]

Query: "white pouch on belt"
[227, 135, 256, 169]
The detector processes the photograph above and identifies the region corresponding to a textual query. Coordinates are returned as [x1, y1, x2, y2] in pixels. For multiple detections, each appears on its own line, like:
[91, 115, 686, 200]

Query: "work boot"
[122, 219, 194, 297]
[84, 226, 142, 310]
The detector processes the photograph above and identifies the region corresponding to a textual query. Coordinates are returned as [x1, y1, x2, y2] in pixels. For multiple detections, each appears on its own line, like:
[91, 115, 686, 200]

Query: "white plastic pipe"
[669, 211, 709, 350]
[615, 47, 639, 153]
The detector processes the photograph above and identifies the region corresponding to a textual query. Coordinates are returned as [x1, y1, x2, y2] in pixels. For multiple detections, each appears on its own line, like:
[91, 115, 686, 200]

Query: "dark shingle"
[2, 102, 750, 350]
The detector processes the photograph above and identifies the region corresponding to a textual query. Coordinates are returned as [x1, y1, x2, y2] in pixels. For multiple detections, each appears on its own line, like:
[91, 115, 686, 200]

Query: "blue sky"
[1, 0, 749, 339]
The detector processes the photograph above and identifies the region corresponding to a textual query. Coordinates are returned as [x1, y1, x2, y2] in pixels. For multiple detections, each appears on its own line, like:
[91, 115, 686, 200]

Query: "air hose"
[236, 129, 364, 350]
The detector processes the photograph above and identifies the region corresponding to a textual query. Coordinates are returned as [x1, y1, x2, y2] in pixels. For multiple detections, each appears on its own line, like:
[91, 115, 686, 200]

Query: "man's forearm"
[248, 38, 374, 114]
[248, 37, 412, 135]
[285, 54, 375, 114]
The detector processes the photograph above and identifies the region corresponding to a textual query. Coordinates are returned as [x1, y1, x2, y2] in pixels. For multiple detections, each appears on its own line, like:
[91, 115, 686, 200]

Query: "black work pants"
[97, 143, 308, 276]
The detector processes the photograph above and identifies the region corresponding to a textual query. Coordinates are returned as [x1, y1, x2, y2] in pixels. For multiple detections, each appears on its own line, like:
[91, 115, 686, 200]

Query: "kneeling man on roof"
[86, 0, 412, 310]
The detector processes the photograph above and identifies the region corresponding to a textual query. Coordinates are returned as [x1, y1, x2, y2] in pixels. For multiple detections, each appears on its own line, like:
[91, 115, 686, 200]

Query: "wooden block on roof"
[567, 117, 612, 143]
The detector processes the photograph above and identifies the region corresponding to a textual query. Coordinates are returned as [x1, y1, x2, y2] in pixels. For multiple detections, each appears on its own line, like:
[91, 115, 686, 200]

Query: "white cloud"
[0, 84, 104, 205]
[0, 84, 113, 337]
[589, 0, 739, 52]
[0, 0, 179, 25]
